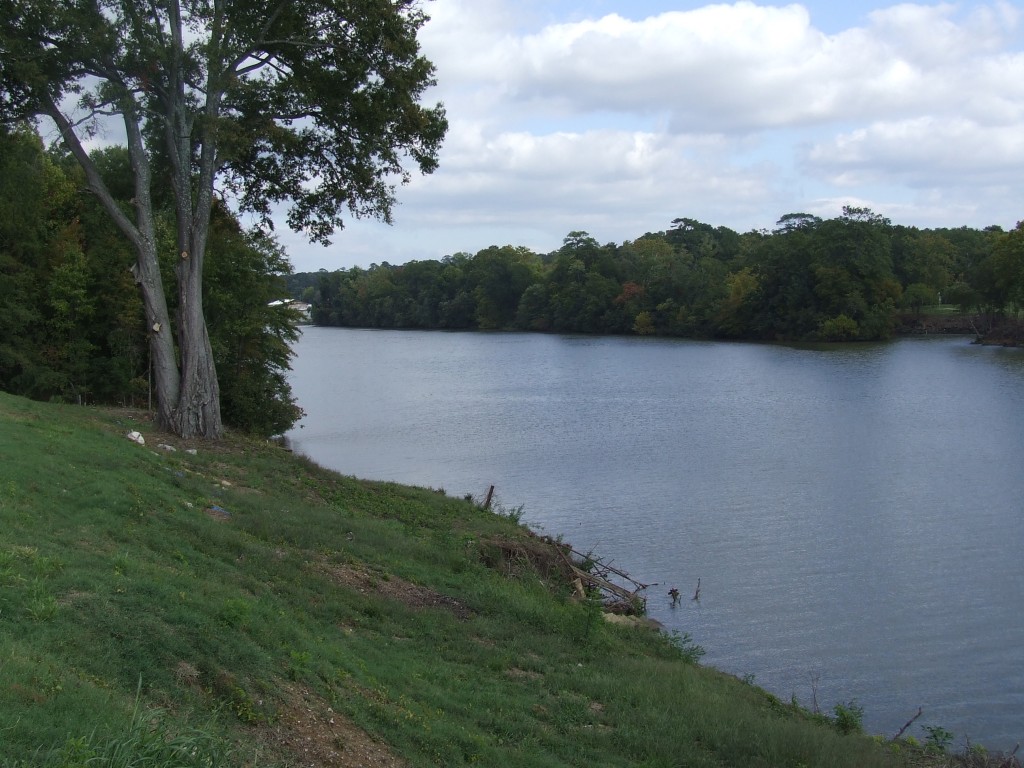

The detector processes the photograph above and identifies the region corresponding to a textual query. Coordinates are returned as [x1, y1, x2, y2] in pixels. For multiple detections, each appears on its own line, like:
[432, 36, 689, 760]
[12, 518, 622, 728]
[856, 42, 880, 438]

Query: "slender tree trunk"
[132, 239, 180, 430]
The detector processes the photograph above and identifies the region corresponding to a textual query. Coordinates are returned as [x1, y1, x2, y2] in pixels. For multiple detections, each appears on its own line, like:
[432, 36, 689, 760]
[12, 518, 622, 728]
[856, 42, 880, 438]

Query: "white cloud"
[423, 0, 1023, 132]
[385, 126, 776, 235]
[805, 117, 1024, 186]
[284, 1, 1024, 270]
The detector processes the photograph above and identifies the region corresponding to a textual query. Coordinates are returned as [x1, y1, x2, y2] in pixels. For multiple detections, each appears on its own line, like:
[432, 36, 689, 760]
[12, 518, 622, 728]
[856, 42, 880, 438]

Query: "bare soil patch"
[256, 683, 408, 768]
[317, 561, 473, 620]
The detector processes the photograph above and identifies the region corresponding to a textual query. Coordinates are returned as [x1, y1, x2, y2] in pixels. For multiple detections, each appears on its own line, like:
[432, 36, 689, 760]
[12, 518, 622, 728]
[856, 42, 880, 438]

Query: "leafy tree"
[1, 0, 446, 437]
[714, 267, 758, 337]
[983, 222, 1024, 315]
[893, 230, 955, 293]
[774, 212, 822, 234]
[515, 283, 551, 331]
[944, 281, 982, 314]
[819, 313, 859, 341]
[0, 126, 51, 394]
[900, 283, 939, 315]
[747, 208, 900, 340]
[632, 310, 655, 335]
[298, 211, 1012, 343]
[749, 220, 821, 339]
[203, 210, 302, 436]
[468, 246, 539, 330]
[1, 128, 304, 430]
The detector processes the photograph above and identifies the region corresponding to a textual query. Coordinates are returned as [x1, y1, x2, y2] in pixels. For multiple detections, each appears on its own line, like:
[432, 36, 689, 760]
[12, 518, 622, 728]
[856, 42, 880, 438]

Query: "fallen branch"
[568, 564, 636, 603]
[1000, 743, 1020, 768]
[566, 546, 651, 591]
[893, 707, 922, 739]
[555, 546, 649, 613]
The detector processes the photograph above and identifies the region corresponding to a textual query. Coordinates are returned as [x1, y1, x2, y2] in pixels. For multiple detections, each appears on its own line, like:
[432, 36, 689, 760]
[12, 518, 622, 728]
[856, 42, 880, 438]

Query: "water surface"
[287, 328, 1024, 748]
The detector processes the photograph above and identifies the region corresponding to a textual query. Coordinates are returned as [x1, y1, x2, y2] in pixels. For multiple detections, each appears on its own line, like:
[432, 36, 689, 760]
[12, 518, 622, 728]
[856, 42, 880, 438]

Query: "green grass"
[0, 391, 942, 767]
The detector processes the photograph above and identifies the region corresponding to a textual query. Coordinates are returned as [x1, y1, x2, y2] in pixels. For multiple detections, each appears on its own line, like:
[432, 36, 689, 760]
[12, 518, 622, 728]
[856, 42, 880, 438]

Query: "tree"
[1, 0, 446, 437]
[900, 283, 938, 315]
[203, 208, 303, 436]
[0, 126, 52, 395]
[467, 246, 539, 330]
[983, 222, 1024, 315]
[774, 212, 822, 234]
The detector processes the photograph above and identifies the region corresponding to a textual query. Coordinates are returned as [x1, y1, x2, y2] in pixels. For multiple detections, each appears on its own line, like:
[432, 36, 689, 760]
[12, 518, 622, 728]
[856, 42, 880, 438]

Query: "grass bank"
[0, 392, 984, 767]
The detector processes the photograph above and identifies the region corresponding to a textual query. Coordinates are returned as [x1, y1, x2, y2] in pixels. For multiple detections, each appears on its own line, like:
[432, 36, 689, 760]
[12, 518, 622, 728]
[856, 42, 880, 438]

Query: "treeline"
[0, 125, 302, 436]
[305, 210, 1024, 341]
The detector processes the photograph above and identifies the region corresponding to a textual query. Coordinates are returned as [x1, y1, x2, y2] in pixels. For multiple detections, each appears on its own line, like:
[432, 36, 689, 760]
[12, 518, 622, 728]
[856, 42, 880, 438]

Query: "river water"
[286, 327, 1024, 749]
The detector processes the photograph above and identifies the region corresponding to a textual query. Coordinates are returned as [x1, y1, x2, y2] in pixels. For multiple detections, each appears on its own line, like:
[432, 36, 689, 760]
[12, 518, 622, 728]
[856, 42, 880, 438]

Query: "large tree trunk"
[169, 238, 222, 439]
[132, 235, 223, 439]
[169, 320, 222, 438]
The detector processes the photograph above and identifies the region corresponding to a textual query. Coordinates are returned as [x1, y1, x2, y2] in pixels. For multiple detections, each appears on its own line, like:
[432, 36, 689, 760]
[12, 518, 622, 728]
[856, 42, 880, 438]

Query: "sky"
[275, 1, 1024, 271]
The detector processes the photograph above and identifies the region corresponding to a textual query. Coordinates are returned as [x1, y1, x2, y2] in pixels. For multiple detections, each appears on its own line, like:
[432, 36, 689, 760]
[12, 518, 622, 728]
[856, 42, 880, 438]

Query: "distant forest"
[290, 208, 1024, 342]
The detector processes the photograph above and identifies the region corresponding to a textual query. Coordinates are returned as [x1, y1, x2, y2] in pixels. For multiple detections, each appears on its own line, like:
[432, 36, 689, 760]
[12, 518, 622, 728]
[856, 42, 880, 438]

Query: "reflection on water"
[287, 329, 1024, 749]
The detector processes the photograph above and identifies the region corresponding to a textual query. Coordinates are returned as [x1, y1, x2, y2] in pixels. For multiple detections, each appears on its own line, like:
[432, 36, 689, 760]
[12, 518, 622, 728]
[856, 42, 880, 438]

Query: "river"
[286, 327, 1024, 749]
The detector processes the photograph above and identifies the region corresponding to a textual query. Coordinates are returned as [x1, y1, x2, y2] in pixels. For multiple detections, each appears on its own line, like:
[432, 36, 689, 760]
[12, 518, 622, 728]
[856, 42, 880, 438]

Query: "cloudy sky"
[280, 0, 1024, 272]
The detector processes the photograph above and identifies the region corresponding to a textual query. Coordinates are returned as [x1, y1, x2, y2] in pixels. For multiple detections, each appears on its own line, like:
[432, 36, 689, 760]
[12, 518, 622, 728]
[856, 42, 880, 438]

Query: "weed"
[287, 650, 312, 681]
[923, 724, 954, 753]
[112, 551, 131, 576]
[26, 580, 58, 622]
[833, 700, 865, 735]
[62, 706, 228, 767]
[667, 631, 705, 664]
[218, 598, 252, 628]
[226, 685, 263, 725]
[30, 556, 63, 578]
[491, 500, 526, 524]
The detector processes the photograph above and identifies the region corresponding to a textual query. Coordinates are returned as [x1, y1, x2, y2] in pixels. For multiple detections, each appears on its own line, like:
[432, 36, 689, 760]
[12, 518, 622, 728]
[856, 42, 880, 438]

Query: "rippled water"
[286, 328, 1024, 749]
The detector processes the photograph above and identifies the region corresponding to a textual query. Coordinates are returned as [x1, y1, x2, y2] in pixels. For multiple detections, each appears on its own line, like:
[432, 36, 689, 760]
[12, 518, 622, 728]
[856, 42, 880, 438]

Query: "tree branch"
[226, 2, 289, 74]
[892, 707, 922, 740]
[43, 95, 143, 253]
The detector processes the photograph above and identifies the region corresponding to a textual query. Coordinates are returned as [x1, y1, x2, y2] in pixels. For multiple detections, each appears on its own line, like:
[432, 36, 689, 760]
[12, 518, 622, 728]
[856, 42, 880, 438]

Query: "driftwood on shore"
[477, 530, 650, 615]
[555, 545, 650, 614]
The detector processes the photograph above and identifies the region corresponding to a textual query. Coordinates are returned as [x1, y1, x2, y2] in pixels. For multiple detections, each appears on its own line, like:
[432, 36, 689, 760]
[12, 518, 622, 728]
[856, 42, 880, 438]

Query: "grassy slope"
[0, 392, 922, 767]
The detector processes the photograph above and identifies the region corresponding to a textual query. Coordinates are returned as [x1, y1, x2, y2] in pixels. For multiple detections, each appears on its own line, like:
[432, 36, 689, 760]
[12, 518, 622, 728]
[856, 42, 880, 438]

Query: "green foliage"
[923, 725, 954, 753]
[202, 211, 303, 436]
[304, 208, 1004, 342]
[0, 129, 301, 435]
[1, 0, 447, 439]
[833, 700, 864, 735]
[632, 310, 656, 335]
[819, 314, 860, 341]
[0, 703, 230, 768]
[945, 281, 983, 313]
[900, 283, 939, 314]
[984, 222, 1024, 313]
[667, 630, 706, 665]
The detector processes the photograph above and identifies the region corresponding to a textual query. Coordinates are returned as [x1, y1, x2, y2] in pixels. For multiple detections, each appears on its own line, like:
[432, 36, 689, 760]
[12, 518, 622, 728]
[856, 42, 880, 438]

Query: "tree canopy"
[0, 0, 446, 437]
[0, 125, 303, 436]
[308, 211, 1019, 342]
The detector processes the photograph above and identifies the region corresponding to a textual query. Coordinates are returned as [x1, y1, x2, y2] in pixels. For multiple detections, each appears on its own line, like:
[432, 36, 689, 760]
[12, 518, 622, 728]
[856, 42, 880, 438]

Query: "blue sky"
[278, 0, 1024, 272]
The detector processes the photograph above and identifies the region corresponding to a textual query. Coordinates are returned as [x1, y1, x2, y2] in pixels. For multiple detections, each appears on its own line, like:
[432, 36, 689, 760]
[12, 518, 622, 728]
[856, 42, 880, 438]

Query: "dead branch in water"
[555, 545, 650, 614]
[893, 707, 922, 739]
